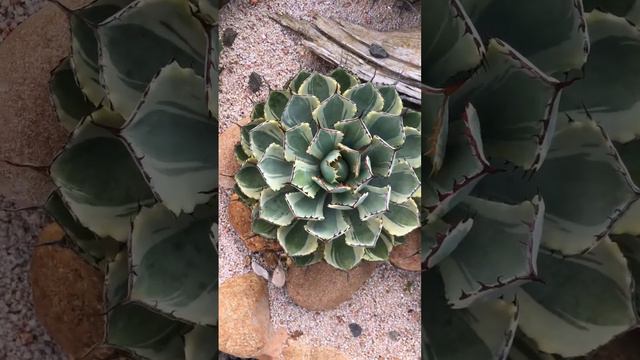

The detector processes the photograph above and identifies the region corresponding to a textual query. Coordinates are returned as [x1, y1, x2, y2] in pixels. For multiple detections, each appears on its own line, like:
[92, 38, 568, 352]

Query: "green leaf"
[560, 10, 640, 143]
[235, 163, 267, 200]
[357, 185, 391, 220]
[312, 94, 357, 129]
[344, 210, 382, 247]
[330, 68, 359, 94]
[70, 0, 134, 106]
[45, 191, 120, 268]
[363, 111, 405, 149]
[291, 249, 323, 266]
[251, 206, 278, 239]
[240, 119, 263, 156]
[106, 302, 189, 359]
[381, 198, 419, 236]
[257, 143, 293, 191]
[250, 120, 285, 161]
[612, 234, 640, 315]
[378, 85, 403, 115]
[185, 326, 217, 360]
[287, 70, 311, 93]
[343, 82, 384, 117]
[364, 137, 396, 177]
[251, 102, 265, 120]
[518, 240, 636, 357]
[324, 236, 365, 270]
[425, 87, 448, 173]
[129, 203, 217, 325]
[396, 127, 421, 168]
[285, 191, 326, 220]
[345, 156, 373, 191]
[281, 94, 320, 130]
[369, 160, 420, 204]
[304, 206, 350, 240]
[460, 0, 589, 77]
[264, 90, 291, 121]
[427, 104, 490, 222]
[423, 0, 485, 87]
[334, 118, 372, 150]
[403, 108, 421, 131]
[277, 220, 319, 256]
[284, 123, 316, 163]
[583, 0, 640, 24]
[98, 0, 207, 117]
[363, 231, 393, 261]
[439, 196, 544, 308]
[50, 119, 154, 241]
[307, 128, 344, 160]
[258, 188, 294, 226]
[291, 159, 321, 198]
[328, 191, 368, 210]
[473, 121, 639, 255]
[298, 72, 339, 101]
[120, 63, 216, 215]
[49, 58, 95, 131]
[423, 218, 472, 269]
[450, 39, 562, 170]
[423, 270, 518, 360]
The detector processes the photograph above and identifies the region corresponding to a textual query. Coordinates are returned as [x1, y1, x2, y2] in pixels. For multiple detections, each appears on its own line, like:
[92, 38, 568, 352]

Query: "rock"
[31, 223, 126, 360]
[249, 72, 263, 93]
[369, 43, 389, 58]
[388, 330, 400, 342]
[286, 261, 378, 311]
[219, 118, 249, 188]
[0, 3, 72, 207]
[283, 339, 350, 360]
[389, 229, 421, 272]
[348, 323, 362, 337]
[229, 194, 282, 252]
[219, 273, 271, 358]
[222, 27, 239, 47]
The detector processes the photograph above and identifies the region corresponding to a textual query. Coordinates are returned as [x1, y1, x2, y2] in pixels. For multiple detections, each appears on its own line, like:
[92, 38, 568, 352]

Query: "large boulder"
[219, 273, 272, 358]
[31, 223, 126, 359]
[286, 261, 378, 311]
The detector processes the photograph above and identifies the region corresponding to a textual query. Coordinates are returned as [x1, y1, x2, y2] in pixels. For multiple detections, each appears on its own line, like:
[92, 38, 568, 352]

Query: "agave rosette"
[234, 69, 421, 270]
[44, 0, 220, 358]
[425, 0, 640, 358]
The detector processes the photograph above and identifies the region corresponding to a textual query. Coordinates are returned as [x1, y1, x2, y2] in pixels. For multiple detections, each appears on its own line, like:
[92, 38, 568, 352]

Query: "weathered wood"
[271, 13, 422, 105]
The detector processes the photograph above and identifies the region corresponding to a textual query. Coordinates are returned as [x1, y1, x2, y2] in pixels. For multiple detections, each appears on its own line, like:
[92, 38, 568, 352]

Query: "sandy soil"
[218, 1, 421, 359]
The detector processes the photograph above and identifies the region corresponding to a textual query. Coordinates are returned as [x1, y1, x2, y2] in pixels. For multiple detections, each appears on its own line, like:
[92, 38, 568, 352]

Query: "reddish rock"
[286, 261, 378, 311]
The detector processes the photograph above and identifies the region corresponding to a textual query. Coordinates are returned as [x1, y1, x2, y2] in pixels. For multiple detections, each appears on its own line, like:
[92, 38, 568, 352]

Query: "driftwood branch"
[270, 13, 422, 105]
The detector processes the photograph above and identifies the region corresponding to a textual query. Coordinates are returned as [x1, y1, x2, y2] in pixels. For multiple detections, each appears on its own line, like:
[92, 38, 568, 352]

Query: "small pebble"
[348, 323, 362, 337]
[369, 43, 389, 58]
[388, 330, 400, 342]
[248, 72, 263, 93]
[222, 27, 238, 47]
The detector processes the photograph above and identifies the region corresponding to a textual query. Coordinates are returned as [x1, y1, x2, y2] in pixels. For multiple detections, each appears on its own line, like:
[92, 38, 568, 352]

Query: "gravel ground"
[1, 1, 66, 359]
[218, 1, 421, 359]
[0, 196, 65, 360]
[0, 0, 44, 41]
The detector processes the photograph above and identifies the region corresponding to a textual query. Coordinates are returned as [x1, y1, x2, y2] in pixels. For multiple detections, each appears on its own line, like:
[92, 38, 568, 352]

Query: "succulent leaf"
[277, 220, 319, 256]
[312, 94, 357, 129]
[323, 235, 364, 270]
[120, 63, 216, 215]
[518, 240, 636, 357]
[49, 58, 95, 131]
[129, 203, 217, 326]
[439, 196, 544, 308]
[423, 270, 518, 360]
[257, 143, 293, 191]
[560, 10, 640, 143]
[50, 119, 155, 241]
[460, 0, 589, 77]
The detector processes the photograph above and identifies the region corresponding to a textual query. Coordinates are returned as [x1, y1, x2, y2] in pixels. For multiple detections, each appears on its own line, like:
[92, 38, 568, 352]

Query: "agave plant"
[233, 68, 421, 270]
[42, 0, 219, 357]
[425, 0, 640, 358]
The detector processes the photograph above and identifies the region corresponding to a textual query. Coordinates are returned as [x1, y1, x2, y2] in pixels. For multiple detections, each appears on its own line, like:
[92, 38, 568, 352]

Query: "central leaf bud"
[320, 150, 349, 184]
